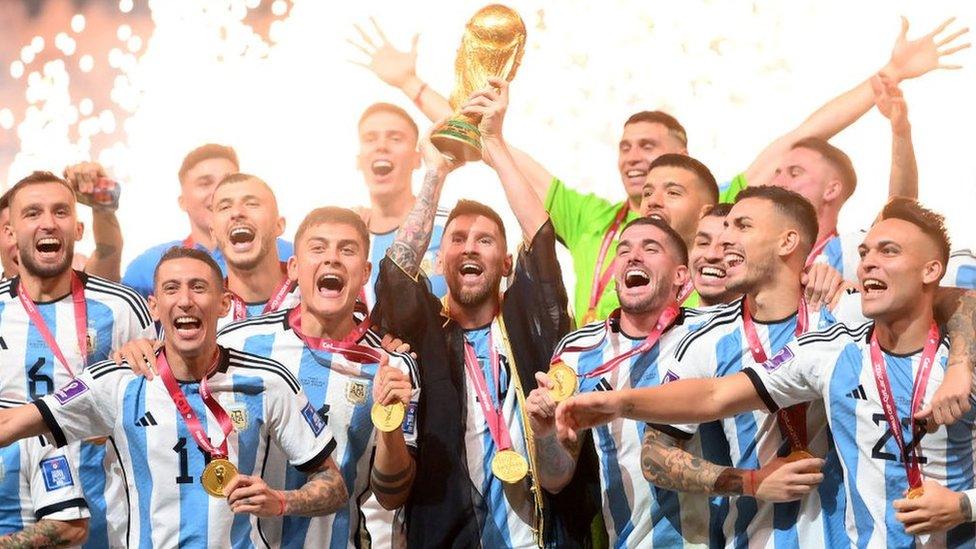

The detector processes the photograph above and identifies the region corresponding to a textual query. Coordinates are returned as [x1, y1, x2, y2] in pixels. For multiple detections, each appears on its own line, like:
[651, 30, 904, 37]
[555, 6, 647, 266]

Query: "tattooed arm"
[535, 433, 580, 493]
[283, 458, 348, 516]
[84, 209, 123, 281]
[387, 131, 462, 277]
[0, 519, 88, 548]
[370, 361, 417, 510]
[926, 289, 976, 425]
[640, 428, 824, 501]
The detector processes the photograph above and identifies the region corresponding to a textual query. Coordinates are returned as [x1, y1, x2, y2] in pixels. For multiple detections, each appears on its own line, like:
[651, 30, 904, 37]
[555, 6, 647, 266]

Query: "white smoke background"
[1, 0, 973, 284]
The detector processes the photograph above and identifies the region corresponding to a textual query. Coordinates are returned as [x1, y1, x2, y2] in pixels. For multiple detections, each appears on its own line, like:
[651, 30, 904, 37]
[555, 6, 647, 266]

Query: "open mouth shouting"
[34, 236, 63, 260]
[724, 251, 745, 271]
[862, 278, 888, 296]
[316, 272, 346, 298]
[698, 264, 727, 281]
[624, 167, 648, 186]
[623, 267, 651, 289]
[371, 159, 394, 177]
[228, 224, 256, 252]
[458, 260, 485, 282]
[172, 314, 203, 339]
[644, 210, 670, 225]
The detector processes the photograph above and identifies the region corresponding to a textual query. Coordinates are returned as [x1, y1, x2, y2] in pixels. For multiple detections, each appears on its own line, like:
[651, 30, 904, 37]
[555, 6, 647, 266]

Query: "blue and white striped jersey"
[463, 323, 537, 549]
[217, 309, 420, 548]
[0, 398, 89, 536]
[809, 230, 864, 284]
[0, 272, 155, 548]
[551, 312, 711, 548]
[745, 322, 974, 548]
[363, 207, 449, 309]
[946, 249, 976, 290]
[665, 295, 863, 548]
[35, 347, 337, 548]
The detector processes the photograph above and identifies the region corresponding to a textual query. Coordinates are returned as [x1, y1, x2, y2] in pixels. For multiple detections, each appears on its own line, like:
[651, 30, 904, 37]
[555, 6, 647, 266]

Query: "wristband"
[412, 82, 428, 107]
[273, 490, 287, 516]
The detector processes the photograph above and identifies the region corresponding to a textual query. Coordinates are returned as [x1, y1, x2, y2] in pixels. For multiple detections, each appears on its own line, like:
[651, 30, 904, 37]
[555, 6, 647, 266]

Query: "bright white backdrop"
[4, 1, 975, 285]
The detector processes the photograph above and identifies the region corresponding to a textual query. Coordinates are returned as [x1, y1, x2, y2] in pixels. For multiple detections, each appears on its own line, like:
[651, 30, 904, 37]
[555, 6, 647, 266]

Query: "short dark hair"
[5, 171, 75, 210]
[0, 188, 11, 212]
[445, 200, 507, 245]
[624, 111, 687, 148]
[735, 185, 819, 254]
[294, 207, 370, 254]
[359, 103, 419, 140]
[621, 216, 689, 266]
[791, 137, 857, 201]
[879, 198, 951, 269]
[649, 153, 719, 204]
[153, 246, 224, 290]
[700, 202, 733, 219]
[213, 173, 277, 206]
[178, 144, 239, 183]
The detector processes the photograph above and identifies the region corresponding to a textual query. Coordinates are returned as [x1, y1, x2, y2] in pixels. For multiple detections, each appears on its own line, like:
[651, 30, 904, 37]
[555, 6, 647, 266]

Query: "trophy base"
[431, 118, 482, 162]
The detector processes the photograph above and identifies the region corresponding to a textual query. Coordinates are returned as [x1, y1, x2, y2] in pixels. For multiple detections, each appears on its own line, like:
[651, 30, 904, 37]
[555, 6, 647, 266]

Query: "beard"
[18, 240, 73, 279]
[616, 274, 670, 315]
[446, 270, 502, 309]
[724, 254, 774, 295]
[223, 234, 275, 272]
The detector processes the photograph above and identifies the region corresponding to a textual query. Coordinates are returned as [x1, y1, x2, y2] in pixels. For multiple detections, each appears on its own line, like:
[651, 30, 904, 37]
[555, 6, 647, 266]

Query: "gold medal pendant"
[546, 361, 578, 403]
[784, 449, 815, 462]
[201, 458, 239, 497]
[906, 486, 924, 499]
[371, 402, 406, 433]
[491, 449, 528, 484]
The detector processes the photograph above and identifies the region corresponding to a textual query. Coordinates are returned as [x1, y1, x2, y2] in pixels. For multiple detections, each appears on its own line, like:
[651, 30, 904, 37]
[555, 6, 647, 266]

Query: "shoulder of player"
[361, 329, 419, 380]
[796, 320, 872, 351]
[82, 273, 153, 326]
[127, 240, 183, 267]
[216, 308, 290, 340]
[223, 346, 302, 395]
[553, 320, 609, 356]
[434, 206, 452, 223]
[85, 358, 135, 381]
[673, 299, 744, 361]
[0, 277, 14, 300]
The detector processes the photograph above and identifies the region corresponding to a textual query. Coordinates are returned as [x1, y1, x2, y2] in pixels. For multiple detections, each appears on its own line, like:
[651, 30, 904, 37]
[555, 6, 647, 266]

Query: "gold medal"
[784, 449, 815, 463]
[491, 449, 528, 483]
[906, 486, 924, 499]
[201, 458, 238, 497]
[371, 402, 406, 432]
[547, 361, 578, 403]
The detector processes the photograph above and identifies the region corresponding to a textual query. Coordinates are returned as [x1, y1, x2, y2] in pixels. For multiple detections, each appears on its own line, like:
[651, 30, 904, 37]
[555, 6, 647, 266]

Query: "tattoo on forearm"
[640, 429, 741, 495]
[284, 464, 348, 516]
[0, 520, 70, 548]
[536, 433, 578, 483]
[371, 462, 415, 497]
[961, 493, 973, 522]
[388, 170, 441, 277]
[947, 293, 976, 367]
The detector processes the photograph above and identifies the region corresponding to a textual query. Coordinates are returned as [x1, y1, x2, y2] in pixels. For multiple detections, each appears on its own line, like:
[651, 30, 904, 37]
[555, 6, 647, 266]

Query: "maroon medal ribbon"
[741, 298, 809, 450]
[870, 322, 940, 491]
[157, 349, 234, 459]
[287, 307, 379, 364]
[804, 230, 839, 269]
[463, 332, 516, 452]
[18, 271, 88, 377]
[228, 262, 296, 321]
[551, 303, 680, 379]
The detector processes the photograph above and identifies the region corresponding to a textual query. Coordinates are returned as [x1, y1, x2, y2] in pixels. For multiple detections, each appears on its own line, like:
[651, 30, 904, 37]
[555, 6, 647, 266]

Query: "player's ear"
[921, 259, 944, 285]
[218, 289, 232, 318]
[75, 221, 84, 241]
[147, 294, 160, 322]
[286, 254, 298, 281]
[275, 216, 286, 239]
[780, 229, 800, 258]
[823, 178, 843, 204]
[502, 253, 513, 278]
[673, 264, 690, 292]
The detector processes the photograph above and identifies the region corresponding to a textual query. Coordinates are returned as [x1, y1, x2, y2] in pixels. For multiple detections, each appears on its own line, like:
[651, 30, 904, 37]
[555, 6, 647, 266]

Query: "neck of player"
[227, 252, 284, 303]
[299, 303, 357, 341]
[815, 211, 839, 248]
[369, 189, 416, 234]
[874, 302, 936, 355]
[190, 223, 216, 251]
[620, 299, 671, 337]
[165, 340, 219, 381]
[450, 294, 500, 330]
[746, 270, 803, 322]
[21, 267, 73, 301]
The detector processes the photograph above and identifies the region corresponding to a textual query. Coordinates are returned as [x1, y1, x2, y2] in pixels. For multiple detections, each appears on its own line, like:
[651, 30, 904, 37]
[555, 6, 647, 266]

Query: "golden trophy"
[431, 4, 527, 162]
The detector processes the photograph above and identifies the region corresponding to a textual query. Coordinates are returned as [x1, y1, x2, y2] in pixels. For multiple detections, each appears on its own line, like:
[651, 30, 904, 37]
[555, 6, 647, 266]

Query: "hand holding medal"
[371, 352, 412, 433]
[525, 372, 560, 437]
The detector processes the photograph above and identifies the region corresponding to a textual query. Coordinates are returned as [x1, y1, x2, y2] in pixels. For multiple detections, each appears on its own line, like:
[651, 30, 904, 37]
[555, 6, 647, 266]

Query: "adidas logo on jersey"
[135, 411, 158, 427]
[846, 385, 867, 400]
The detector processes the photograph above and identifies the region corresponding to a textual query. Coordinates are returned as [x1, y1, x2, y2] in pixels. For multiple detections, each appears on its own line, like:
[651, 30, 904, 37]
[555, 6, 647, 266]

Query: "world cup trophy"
[430, 4, 527, 162]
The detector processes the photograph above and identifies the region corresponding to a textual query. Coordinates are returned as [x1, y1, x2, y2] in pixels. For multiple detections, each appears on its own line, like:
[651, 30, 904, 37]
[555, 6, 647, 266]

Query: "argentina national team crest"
[346, 380, 368, 405]
[85, 328, 97, 356]
[228, 404, 249, 432]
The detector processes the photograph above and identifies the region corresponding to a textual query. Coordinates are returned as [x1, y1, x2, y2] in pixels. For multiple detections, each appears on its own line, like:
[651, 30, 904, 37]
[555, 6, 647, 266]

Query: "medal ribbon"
[676, 280, 695, 305]
[870, 322, 940, 490]
[157, 349, 234, 459]
[741, 298, 809, 450]
[804, 230, 839, 268]
[228, 262, 296, 321]
[463, 332, 516, 452]
[287, 307, 379, 364]
[552, 304, 680, 382]
[586, 205, 629, 317]
[18, 271, 87, 377]
[182, 235, 195, 249]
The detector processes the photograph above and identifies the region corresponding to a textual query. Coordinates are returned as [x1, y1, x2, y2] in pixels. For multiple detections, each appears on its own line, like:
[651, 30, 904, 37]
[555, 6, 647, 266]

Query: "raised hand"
[348, 17, 419, 90]
[525, 372, 558, 437]
[884, 16, 971, 82]
[371, 352, 412, 408]
[871, 74, 910, 135]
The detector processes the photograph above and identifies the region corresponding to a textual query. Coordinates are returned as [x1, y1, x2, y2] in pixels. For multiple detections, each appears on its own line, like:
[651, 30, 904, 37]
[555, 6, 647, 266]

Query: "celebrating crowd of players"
[0, 13, 972, 549]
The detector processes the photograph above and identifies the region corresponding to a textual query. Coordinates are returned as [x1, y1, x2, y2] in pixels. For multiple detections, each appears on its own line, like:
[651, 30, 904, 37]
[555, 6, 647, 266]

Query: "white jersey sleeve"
[26, 436, 90, 522]
[35, 361, 127, 447]
[388, 352, 421, 448]
[265, 375, 337, 472]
